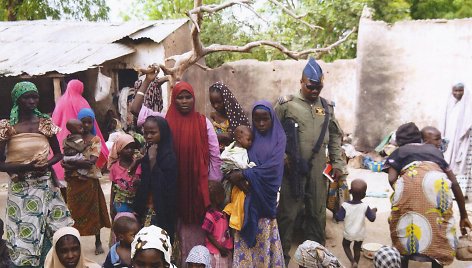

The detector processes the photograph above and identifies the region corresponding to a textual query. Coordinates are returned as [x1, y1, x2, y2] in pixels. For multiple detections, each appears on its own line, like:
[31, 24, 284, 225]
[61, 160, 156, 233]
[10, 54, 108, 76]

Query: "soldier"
[276, 57, 347, 265]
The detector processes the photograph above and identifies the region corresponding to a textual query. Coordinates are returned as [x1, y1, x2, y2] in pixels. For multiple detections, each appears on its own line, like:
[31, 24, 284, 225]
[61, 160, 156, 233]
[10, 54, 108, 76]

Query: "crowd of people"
[0, 58, 471, 268]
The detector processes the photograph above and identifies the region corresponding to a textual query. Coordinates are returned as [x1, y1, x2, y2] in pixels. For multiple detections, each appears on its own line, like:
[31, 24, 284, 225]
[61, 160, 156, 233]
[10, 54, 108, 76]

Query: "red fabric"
[51, 79, 109, 180]
[166, 81, 210, 224]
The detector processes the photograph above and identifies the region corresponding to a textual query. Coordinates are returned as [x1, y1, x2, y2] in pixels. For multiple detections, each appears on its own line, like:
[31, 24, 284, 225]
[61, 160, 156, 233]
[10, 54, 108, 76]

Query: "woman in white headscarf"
[44, 226, 100, 268]
[443, 83, 472, 197]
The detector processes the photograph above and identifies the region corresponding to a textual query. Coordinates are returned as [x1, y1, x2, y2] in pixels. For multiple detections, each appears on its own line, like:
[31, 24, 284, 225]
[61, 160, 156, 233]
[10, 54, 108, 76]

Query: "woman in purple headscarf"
[228, 100, 286, 267]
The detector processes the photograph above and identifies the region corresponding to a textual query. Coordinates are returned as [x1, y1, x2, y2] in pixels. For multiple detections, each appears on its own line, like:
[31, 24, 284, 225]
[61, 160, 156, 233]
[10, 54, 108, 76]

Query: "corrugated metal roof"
[0, 19, 188, 77]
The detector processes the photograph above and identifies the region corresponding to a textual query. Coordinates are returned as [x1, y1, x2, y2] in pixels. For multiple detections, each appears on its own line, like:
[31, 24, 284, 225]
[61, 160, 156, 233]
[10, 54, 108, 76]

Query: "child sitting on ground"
[108, 133, 142, 214]
[186, 245, 212, 268]
[103, 216, 141, 268]
[0, 218, 11, 267]
[335, 179, 377, 268]
[63, 119, 95, 179]
[221, 125, 255, 231]
[202, 181, 233, 267]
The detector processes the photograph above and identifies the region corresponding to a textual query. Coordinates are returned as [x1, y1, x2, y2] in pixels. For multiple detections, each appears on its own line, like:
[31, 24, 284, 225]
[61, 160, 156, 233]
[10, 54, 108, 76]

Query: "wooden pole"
[53, 78, 62, 103]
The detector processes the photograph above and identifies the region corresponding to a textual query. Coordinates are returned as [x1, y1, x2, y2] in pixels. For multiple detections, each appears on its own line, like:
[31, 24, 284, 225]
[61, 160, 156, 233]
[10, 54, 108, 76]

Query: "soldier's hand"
[333, 168, 343, 181]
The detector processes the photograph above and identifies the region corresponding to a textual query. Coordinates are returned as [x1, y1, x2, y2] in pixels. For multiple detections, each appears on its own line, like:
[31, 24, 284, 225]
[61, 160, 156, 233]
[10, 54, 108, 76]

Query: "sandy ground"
[0, 169, 472, 267]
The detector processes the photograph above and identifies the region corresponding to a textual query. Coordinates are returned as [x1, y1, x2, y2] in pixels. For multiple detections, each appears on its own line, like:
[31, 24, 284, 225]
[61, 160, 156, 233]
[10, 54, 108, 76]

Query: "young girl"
[108, 133, 142, 214]
[133, 116, 177, 241]
[130, 225, 176, 268]
[209, 82, 250, 151]
[63, 108, 111, 255]
[202, 180, 233, 267]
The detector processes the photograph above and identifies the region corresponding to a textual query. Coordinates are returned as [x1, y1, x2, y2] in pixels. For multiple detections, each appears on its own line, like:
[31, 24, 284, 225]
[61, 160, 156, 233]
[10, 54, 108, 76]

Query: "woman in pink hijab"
[52, 79, 109, 182]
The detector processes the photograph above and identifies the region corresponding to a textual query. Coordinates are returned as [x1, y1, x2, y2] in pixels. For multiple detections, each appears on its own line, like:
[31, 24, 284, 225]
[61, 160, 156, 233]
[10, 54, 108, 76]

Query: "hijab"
[107, 133, 135, 169]
[131, 225, 176, 268]
[165, 81, 210, 224]
[77, 108, 98, 135]
[209, 82, 250, 132]
[52, 80, 109, 179]
[134, 116, 177, 240]
[44, 227, 100, 268]
[10, 81, 50, 125]
[240, 100, 286, 247]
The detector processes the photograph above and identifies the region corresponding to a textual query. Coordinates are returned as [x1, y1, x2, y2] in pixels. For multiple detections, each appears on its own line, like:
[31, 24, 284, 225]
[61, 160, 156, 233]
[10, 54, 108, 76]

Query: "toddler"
[335, 179, 377, 268]
[103, 216, 141, 268]
[221, 125, 255, 230]
[202, 181, 233, 267]
[62, 119, 95, 179]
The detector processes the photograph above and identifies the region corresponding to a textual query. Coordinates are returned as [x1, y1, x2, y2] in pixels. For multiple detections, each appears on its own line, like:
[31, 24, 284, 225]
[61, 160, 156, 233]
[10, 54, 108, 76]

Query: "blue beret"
[303, 57, 323, 83]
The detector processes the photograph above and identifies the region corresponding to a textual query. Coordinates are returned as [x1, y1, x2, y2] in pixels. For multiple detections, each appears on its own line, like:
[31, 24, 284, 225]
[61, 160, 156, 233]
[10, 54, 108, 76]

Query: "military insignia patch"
[315, 107, 325, 115]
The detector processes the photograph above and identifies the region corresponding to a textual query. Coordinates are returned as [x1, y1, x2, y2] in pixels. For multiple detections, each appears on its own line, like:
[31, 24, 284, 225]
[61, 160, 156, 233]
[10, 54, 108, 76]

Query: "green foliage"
[128, 0, 472, 67]
[0, 0, 109, 21]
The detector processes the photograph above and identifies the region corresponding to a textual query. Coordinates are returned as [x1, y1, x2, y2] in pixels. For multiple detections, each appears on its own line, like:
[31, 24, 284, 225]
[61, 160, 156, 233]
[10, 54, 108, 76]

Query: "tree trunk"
[6, 0, 22, 21]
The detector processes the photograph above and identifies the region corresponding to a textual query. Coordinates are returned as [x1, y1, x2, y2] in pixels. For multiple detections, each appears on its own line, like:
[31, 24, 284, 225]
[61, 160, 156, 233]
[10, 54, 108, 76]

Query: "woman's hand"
[228, 171, 249, 193]
[138, 65, 159, 82]
[460, 217, 472, 235]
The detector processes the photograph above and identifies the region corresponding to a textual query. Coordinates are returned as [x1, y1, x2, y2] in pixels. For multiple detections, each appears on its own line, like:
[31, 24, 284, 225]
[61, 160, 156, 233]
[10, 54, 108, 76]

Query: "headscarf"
[44, 227, 100, 268]
[373, 246, 401, 268]
[131, 225, 176, 268]
[77, 108, 98, 135]
[52, 80, 109, 180]
[294, 240, 342, 268]
[186, 245, 212, 268]
[107, 133, 135, 169]
[443, 83, 472, 173]
[165, 81, 210, 224]
[134, 116, 177, 241]
[209, 82, 250, 132]
[134, 77, 163, 112]
[10, 81, 50, 125]
[240, 100, 286, 247]
[395, 122, 421, 146]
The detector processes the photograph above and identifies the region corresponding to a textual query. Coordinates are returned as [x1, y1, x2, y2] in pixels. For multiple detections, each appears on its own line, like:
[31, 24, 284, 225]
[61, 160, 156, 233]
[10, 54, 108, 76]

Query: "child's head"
[421, 126, 442, 149]
[131, 225, 173, 268]
[66, 119, 84, 135]
[186, 245, 211, 268]
[113, 216, 140, 247]
[209, 85, 225, 115]
[208, 180, 225, 210]
[350, 179, 367, 201]
[143, 116, 161, 145]
[234, 125, 253, 149]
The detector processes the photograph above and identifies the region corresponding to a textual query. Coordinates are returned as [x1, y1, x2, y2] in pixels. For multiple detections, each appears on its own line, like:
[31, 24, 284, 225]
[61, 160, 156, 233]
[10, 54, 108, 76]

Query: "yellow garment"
[5, 133, 50, 166]
[223, 186, 245, 231]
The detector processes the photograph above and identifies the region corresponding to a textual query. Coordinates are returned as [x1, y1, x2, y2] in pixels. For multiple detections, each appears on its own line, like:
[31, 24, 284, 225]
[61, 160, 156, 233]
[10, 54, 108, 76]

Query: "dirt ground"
[1, 169, 472, 267]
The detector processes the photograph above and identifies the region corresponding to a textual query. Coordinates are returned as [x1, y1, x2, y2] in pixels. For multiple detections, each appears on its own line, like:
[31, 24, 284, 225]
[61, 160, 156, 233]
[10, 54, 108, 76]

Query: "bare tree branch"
[159, 0, 354, 82]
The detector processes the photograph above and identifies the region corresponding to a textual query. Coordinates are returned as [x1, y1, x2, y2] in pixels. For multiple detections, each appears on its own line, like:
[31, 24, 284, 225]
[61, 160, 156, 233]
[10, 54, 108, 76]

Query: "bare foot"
[352, 262, 358, 268]
[95, 242, 104, 255]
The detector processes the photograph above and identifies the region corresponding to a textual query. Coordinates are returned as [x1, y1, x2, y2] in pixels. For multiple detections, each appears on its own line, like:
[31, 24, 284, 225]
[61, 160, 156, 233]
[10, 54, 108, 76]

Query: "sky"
[106, 0, 134, 22]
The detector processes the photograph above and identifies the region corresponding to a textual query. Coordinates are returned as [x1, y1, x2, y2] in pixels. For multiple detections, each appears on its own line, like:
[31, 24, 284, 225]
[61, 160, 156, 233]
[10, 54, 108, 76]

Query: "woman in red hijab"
[52, 80, 109, 183]
[165, 81, 221, 266]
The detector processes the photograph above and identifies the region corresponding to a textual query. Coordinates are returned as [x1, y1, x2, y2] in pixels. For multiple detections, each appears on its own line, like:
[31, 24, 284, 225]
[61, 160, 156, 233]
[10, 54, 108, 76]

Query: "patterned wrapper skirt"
[67, 176, 111, 236]
[232, 218, 285, 268]
[6, 173, 74, 267]
[390, 161, 457, 265]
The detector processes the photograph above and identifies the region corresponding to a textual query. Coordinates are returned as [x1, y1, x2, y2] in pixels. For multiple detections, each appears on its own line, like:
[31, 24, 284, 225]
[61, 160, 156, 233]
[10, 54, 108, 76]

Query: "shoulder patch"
[278, 95, 294, 105]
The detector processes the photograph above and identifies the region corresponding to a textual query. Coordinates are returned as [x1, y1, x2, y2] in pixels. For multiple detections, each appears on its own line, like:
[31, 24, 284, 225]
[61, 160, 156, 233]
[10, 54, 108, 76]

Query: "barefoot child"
[221, 125, 255, 230]
[103, 216, 141, 268]
[108, 133, 142, 214]
[335, 179, 377, 268]
[202, 181, 233, 267]
[63, 119, 95, 179]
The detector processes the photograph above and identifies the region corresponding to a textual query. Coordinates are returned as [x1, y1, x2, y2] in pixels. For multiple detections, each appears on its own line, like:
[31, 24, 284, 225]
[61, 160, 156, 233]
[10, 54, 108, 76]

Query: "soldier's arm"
[328, 107, 346, 172]
[274, 101, 286, 121]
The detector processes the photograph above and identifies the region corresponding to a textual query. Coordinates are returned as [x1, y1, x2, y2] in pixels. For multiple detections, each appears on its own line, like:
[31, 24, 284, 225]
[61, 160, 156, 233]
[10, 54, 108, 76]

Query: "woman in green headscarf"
[0, 82, 74, 267]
